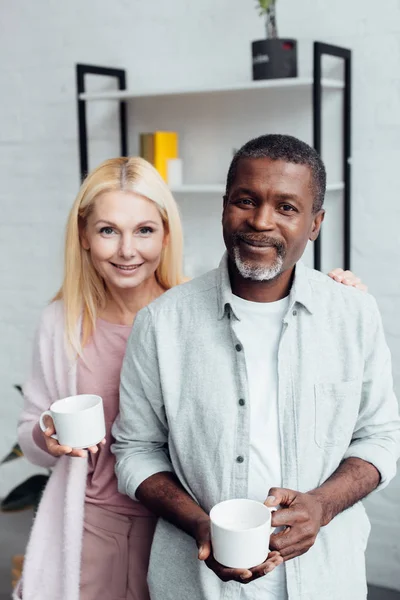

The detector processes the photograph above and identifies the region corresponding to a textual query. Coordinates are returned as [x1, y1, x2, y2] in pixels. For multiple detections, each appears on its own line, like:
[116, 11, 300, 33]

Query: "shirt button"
[239, 399, 245, 406]
[235, 344, 242, 352]
[236, 455, 244, 463]
[292, 310, 297, 316]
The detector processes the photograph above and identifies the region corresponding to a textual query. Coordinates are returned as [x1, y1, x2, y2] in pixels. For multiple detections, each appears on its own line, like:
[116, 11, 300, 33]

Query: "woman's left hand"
[328, 268, 368, 292]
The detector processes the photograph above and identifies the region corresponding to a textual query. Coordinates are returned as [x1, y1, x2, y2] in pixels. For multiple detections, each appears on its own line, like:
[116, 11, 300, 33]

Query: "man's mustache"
[233, 232, 286, 256]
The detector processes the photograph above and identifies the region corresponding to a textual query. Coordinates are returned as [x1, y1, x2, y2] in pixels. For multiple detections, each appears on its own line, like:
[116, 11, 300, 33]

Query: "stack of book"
[139, 131, 178, 182]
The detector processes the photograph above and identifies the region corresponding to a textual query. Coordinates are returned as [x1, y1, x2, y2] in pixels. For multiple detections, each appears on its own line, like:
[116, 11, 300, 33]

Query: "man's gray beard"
[233, 246, 284, 281]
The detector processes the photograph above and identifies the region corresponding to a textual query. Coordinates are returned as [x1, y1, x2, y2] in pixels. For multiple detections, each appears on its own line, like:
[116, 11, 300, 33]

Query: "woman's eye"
[99, 226, 115, 235]
[138, 226, 153, 235]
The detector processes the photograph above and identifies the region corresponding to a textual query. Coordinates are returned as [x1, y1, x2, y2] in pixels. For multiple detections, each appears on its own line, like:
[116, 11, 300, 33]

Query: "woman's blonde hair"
[53, 156, 185, 357]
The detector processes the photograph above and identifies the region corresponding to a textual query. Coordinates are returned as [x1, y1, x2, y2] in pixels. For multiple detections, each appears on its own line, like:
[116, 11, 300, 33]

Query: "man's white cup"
[210, 498, 276, 569]
[39, 394, 105, 449]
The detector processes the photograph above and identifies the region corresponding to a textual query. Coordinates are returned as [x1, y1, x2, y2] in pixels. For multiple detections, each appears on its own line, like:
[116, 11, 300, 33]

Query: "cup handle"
[269, 505, 279, 534]
[39, 411, 58, 440]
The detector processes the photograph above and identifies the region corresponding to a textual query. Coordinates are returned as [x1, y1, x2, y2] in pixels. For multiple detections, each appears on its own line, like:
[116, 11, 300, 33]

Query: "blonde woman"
[16, 155, 364, 600]
[16, 157, 185, 600]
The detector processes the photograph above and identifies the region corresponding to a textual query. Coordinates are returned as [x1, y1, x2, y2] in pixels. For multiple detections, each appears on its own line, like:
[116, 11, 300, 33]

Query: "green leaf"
[1, 443, 23, 464]
[256, 0, 275, 15]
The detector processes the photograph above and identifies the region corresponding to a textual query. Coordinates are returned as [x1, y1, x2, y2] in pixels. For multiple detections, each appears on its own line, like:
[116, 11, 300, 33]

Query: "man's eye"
[281, 204, 296, 212]
[236, 198, 254, 206]
[99, 226, 115, 235]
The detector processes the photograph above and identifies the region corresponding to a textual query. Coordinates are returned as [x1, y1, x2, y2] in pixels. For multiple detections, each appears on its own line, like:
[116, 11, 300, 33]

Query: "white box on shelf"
[167, 158, 183, 187]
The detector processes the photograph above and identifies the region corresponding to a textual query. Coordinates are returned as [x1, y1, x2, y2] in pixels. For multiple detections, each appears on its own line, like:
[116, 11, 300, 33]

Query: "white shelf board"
[326, 182, 345, 192]
[79, 78, 344, 101]
[170, 182, 344, 194]
[170, 184, 225, 194]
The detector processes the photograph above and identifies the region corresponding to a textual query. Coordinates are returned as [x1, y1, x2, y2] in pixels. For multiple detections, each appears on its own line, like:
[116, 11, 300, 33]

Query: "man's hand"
[136, 473, 283, 583]
[265, 488, 325, 562]
[266, 459, 382, 563]
[195, 517, 283, 584]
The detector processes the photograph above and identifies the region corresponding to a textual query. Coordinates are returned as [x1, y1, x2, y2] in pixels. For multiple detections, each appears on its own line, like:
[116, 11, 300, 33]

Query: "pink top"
[77, 317, 153, 516]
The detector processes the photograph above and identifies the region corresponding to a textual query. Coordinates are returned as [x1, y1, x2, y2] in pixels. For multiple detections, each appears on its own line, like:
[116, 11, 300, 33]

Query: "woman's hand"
[41, 414, 106, 458]
[328, 268, 367, 292]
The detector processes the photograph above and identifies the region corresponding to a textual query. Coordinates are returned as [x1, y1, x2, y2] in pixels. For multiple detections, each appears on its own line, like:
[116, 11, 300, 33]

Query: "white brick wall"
[1, 0, 399, 589]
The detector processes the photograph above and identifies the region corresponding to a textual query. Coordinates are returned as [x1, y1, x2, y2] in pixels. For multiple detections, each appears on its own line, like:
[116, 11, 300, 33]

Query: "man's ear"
[223, 194, 228, 209]
[309, 209, 325, 242]
[79, 216, 90, 250]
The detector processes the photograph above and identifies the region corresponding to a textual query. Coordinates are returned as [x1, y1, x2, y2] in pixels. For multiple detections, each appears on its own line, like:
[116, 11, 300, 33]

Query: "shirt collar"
[216, 253, 315, 320]
[286, 259, 315, 316]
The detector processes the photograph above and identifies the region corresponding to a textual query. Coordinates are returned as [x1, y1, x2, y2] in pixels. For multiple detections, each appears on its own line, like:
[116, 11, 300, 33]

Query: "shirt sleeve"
[111, 306, 173, 500]
[343, 295, 400, 490]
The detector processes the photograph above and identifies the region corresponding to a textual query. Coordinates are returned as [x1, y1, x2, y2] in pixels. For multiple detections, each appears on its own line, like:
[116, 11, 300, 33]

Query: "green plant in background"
[256, 0, 278, 39]
[1, 442, 23, 464]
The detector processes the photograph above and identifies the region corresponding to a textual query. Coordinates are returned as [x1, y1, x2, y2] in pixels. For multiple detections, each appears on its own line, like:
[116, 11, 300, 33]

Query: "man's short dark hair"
[225, 134, 326, 212]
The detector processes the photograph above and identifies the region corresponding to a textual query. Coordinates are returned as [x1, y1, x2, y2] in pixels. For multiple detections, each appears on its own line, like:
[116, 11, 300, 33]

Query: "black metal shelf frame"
[313, 41, 352, 271]
[76, 42, 352, 270]
[76, 64, 128, 181]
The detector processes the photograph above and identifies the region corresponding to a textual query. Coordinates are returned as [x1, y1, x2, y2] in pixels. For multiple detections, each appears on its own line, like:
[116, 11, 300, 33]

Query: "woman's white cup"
[39, 394, 105, 449]
[210, 498, 276, 569]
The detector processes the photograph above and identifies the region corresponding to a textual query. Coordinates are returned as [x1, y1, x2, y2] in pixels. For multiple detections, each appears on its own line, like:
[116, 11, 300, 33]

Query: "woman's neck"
[99, 276, 165, 326]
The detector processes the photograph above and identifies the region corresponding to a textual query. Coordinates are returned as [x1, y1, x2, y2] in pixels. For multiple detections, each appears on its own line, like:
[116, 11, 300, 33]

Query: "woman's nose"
[118, 235, 136, 259]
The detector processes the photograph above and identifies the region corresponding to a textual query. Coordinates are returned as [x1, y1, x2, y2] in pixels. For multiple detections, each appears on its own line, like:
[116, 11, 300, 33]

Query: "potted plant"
[252, 0, 298, 80]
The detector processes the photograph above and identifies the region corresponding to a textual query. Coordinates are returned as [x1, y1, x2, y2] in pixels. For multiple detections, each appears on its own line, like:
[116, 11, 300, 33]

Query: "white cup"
[210, 498, 276, 569]
[39, 394, 105, 449]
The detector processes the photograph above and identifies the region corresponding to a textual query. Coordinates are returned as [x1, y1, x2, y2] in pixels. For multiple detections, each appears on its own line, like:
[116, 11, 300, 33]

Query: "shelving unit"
[168, 182, 345, 195]
[78, 77, 345, 102]
[76, 41, 352, 271]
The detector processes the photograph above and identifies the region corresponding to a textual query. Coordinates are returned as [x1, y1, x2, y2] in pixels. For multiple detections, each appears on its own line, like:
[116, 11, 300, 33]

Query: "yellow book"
[139, 131, 178, 181]
[154, 131, 178, 181]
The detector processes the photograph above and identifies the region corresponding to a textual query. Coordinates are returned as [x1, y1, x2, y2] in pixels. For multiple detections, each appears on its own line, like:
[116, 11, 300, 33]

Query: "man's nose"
[248, 205, 276, 231]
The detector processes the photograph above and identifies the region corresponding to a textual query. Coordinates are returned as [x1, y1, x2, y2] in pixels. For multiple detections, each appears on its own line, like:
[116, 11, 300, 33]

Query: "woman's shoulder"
[36, 299, 65, 336]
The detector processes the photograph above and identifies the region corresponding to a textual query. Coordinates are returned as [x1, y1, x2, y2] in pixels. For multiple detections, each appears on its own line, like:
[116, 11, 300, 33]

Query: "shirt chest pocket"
[314, 380, 361, 448]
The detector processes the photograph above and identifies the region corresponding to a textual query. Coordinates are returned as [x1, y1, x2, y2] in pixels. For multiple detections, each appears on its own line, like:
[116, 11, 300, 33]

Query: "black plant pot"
[252, 39, 297, 80]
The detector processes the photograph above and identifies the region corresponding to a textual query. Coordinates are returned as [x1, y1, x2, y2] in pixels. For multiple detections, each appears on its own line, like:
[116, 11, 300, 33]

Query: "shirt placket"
[229, 314, 251, 501]
[278, 308, 302, 600]
[218, 314, 251, 600]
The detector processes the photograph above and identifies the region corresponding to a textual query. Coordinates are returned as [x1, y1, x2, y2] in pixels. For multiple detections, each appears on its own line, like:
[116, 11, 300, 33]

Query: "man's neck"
[228, 260, 294, 303]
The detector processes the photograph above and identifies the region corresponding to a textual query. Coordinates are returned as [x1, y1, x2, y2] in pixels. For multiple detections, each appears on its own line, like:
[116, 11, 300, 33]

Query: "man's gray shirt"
[112, 256, 400, 600]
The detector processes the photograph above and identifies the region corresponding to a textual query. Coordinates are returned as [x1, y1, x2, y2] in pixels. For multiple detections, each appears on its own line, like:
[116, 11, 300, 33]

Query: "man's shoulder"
[148, 268, 219, 315]
[303, 265, 377, 315]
